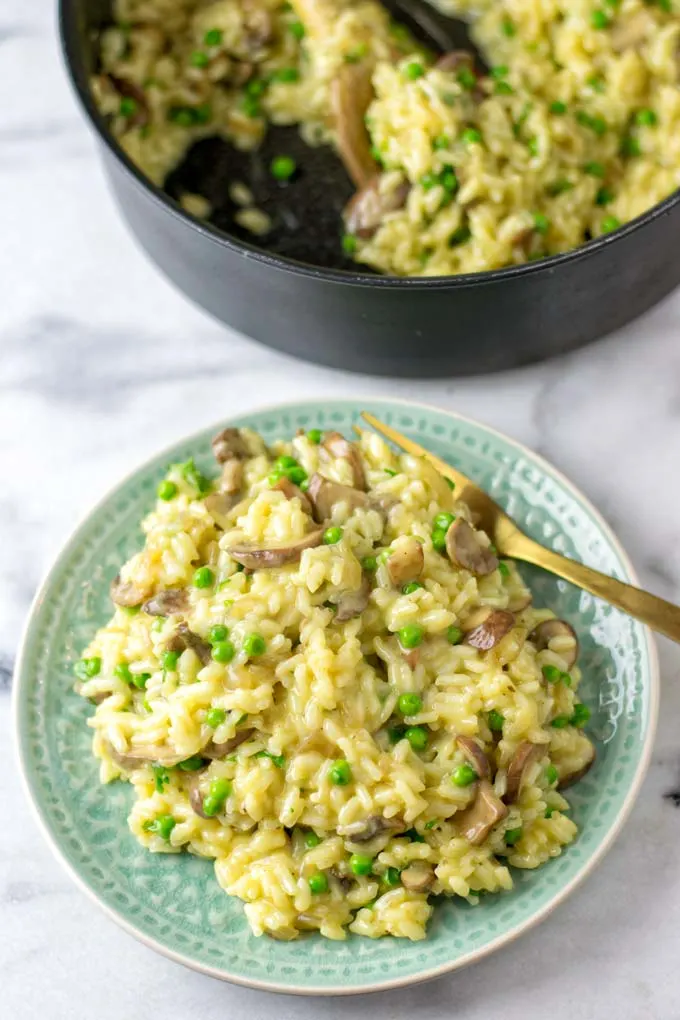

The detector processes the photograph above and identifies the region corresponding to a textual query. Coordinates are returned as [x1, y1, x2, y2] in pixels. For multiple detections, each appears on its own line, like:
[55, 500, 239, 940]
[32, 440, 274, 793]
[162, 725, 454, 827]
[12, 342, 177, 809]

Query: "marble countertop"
[3, 3, 680, 1018]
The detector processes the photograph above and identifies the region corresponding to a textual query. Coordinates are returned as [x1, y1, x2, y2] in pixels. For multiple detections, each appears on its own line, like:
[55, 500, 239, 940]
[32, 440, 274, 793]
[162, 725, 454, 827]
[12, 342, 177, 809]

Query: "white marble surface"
[3, 3, 680, 1018]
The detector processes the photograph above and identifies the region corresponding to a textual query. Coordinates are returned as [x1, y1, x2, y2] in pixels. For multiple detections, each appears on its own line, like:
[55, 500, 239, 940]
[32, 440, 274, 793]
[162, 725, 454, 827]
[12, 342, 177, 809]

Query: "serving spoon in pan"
[165, 0, 485, 269]
[359, 412, 680, 643]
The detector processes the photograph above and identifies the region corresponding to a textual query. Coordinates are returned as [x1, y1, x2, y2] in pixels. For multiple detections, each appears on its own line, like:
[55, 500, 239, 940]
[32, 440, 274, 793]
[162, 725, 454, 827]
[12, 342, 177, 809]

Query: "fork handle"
[508, 533, 680, 643]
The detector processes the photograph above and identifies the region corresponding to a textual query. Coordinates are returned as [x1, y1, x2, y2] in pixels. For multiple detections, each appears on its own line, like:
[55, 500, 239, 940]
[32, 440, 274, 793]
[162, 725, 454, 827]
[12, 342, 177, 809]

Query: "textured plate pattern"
[14, 399, 657, 994]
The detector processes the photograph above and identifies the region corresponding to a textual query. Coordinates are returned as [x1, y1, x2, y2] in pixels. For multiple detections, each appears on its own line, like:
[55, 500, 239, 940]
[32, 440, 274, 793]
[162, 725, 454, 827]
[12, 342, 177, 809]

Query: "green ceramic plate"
[14, 398, 658, 995]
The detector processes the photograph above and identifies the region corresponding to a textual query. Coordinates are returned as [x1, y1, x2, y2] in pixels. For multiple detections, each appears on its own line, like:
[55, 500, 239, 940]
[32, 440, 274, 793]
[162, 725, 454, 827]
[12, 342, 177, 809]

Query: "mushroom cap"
[464, 608, 515, 651]
[386, 537, 424, 587]
[400, 862, 435, 893]
[211, 427, 250, 464]
[456, 779, 508, 845]
[306, 473, 370, 522]
[344, 176, 410, 239]
[226, 529, 324, 569]
[330, 62, 378, 189]
[110, 574, 149, 608]
[321, 432, 367, 490]
[271, 476, 313, 516]
[141, 588, 189, 617]
[445, 519, 499, 576]
[529, 619, 579, 669]
[456, 735, 491, 780]
[329, 574, 372, 622]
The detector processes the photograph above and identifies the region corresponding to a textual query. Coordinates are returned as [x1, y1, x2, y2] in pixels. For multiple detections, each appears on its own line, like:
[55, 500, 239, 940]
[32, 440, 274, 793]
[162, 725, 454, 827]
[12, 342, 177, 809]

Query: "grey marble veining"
[2, 1, 680, 1016]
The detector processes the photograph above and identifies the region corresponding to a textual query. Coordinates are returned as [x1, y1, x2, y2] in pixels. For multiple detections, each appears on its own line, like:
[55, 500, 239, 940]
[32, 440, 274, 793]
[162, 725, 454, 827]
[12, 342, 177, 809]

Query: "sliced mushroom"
[110, 574, 148, 608]
[331, 62, 377, 188]
[202, 727, 256, 759]
[189, 781, 211, 819]
[272, 476, 313, 516]
[529, 619, 579, 669]
[106, 741, 187, 770]
[141, 588, 189, 617]
[386, 537, 424, 587]
[337, 815, 401, 842]
[219, 458, 244, 495]
[204, 490, 240, 529]
[445, 519, 498, 576]
[167, 622, 212, 666]
[306, 473, 370, 522]
[456, 735, 491, 780]
[464, 608, 515, 651]
[456, 779, 508, 846]
[557, 745, 596, 790]
[329, 574, 371, 622]
[226, 529, 324, 569]
[211, 427, 250, 464]
[344, 175, 410, 239]
[400, 862, 435, 893]
[322, 432, 367, 490]
[435, 51, 475, 73]
[504, 742, 544, 804]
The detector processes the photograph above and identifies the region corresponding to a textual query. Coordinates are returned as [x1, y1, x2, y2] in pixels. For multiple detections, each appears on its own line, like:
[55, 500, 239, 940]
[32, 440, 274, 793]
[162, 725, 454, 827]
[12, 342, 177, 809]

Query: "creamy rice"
[75, 425, 595, 940]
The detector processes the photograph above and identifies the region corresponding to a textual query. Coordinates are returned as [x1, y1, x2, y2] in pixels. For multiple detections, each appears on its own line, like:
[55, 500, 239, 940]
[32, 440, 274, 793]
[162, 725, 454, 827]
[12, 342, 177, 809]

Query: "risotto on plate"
[75, 425, 595, 941]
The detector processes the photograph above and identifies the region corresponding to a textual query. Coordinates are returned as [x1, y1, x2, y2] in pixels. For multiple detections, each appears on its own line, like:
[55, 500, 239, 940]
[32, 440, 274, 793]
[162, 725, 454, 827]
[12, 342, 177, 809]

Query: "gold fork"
[360, 411, 680, 644]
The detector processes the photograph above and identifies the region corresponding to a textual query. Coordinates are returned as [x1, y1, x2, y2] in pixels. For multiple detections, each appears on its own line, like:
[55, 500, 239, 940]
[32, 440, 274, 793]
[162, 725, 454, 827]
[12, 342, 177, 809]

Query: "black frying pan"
[59, 0, 680, 376]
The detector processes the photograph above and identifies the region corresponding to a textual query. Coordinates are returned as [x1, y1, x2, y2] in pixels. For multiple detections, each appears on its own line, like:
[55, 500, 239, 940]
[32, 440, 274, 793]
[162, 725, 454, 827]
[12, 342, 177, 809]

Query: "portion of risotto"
[93, 0, 680, 275]
[75, 425, 595, 941]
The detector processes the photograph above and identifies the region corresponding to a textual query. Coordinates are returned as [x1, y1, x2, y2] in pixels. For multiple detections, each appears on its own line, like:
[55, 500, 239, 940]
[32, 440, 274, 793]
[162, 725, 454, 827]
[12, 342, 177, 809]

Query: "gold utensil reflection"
[359, 411, 680, 644]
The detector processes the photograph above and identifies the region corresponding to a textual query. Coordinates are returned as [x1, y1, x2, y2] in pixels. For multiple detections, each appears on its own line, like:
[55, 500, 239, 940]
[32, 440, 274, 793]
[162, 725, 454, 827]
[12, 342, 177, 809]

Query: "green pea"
[241, 95, 262, 118]
[308, 872, 328, 894]
[457, 68, 476, 90]
[545, 805, 556, 819]
[150, 814, 176, 840]
[431, 527, 448, 553]
[433, 512, 455, 532]
[635, 108, 658, 126]
[276, 455, 298, 469]
[498, 561, 511, 578]
[383, 866, 401, 887]
[502, 16, 516, 36]
[505, 826, 523, 846]
[287, 466, 307, 485]
[288, 20, 305, 39]
[349, 854, 373, 876]
[398, 692, 423, 717]
[601, 215, 621, 233]
[449, 226, 471, 247]
[323, 526, 343, 545]
[212, 640, 236, 664]
[271, 154, 297, 180]
[405, 726, 428, 751]
[388, 725, 406, 744]
[542, 664, 563, 684]
[329, 759, 352, 785]
[190, 50, 209, 68]
[621, 135, 641, 157]
[561, 671, 572, 687]
[177, 755, 205, 771]
[243, 633, 266, 658]
[304, 830, 321, 848]
[571, 703, 591, 727]
[361, 555, 377, 572]
[452, 763, 478, 787]
[158, 480, 178, 501]
[550, 100, 567, 115]
[119, 97, 137, 118]
[209, 624, 228, 643]
[495, 81, 514, 96]
[268, 468, 285, 485]
[203, 777, 232, 817]
[162, 650, 180, 671]
[270, 67, 300, 83]
[405, 61, 425, 80]
[591, 9, 610, 29]
[533, 213, 550, 235]
[402, 581, 423, 595]
[114, 663, 133, 684]
[551, 715, 570, 729]
[398, 624, 424, 649]
[122, 605, 140, 617]
[131, 672, 150, 690]
[206, 707, 226, 728]
[488, 709, 504, 732]
[152, 765, 169, 792]
[546, 764, 559, 785]
[447, 625, 463, 645]
[461, 127, 482, 144]
[193, 566, 215, 589]
[74, 656, 101, 679]
[403, 828, 425, 842]
[584, 161, 605, 178]
[204, 28, 223, 46]
[596, 186, 614, 206]
[306, 428, 323, 443]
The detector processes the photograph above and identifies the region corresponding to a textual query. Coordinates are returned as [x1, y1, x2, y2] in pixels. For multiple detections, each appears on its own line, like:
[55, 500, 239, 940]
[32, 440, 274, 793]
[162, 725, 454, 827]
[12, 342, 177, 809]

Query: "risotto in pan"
[75, 425, 595, 940]
[92, 0, 680, 275]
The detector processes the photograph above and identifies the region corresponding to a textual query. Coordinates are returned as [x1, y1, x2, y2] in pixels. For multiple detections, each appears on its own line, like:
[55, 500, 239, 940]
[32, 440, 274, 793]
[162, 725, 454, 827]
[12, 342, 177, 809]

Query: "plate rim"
[12, 395, 659, 996]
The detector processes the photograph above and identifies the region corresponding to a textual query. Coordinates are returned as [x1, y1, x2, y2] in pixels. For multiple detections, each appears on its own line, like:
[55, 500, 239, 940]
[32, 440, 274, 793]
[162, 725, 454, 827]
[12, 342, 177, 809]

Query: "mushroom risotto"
[92, 0, 680, 275]
[75, 425, 595, 941]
